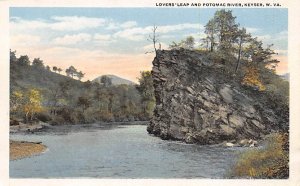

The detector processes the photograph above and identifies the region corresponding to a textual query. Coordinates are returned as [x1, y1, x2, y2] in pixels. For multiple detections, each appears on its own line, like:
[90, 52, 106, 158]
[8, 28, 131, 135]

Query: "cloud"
[10, 16, 106, 32]
[106, 22, 119, 30]
[113, 27, 151, 41]
[254, 30, 287, 50]
[11, 34, 41, 47]
[120, 21, 137, 28]
[113, 23, 203, 41]
[93, 34, 116, 46]
[256, 34, 272, 41]
[245, 27, 260, 33]
[159, 23, 203, 33]
[106, 20, 138, 30]
[53, 33, 91, 45]
[10, 18, 49, 33]
[94, 34, 111, 41]
[50, 16, 106, 31]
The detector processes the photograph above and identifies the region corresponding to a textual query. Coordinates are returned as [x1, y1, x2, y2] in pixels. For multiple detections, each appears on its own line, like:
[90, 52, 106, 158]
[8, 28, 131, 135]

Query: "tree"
[77, 71, 84, 81]
[136, 71, 155, 117]
[32, 58, 44, 69]
[234, 27, 252, 73]
[46, 65, 50, 71]
[169, 36, 195, 50]
[101, 75, 112, 87]
[204, 9, 239, 53]
[57, 68, 62, 74]
[242, 64, 266, 91]
[244, 37, 279, 69]
[65, 66, 77, 78]
[214, 10, 239, 52]
[169, 41, 181, 50]
[23, 89, 43, 122]
[77, 96, 91, 113]
[146, 25, 159, 55]
[10, 90, 23, 115]
[204, 19, 217, 51]
[18, 55, 30, 66]
[53, 66, 58, 73]
[10, 49, 18, 63]
[184, 36, 195, 50]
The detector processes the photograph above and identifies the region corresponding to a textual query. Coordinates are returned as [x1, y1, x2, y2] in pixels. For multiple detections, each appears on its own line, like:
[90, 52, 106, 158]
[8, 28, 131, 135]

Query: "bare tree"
[146, 25, 159, 55]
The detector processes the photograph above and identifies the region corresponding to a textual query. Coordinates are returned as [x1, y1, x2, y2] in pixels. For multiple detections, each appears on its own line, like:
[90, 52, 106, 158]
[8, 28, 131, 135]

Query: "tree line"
[10, 50, 85, 81]
[10, 50, 155, 124]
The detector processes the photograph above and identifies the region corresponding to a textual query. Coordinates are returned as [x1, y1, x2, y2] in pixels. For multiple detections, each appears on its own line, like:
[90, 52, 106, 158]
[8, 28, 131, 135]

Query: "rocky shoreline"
[10, 140, 47, 160]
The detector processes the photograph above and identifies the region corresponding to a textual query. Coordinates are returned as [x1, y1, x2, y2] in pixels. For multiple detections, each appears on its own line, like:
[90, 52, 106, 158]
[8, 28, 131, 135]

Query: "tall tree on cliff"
[204, 19, 217, 52]
[234, 27, 252, 73]
[241, 37, 279, 90]
[146, 25, 159, 55]
[204, 9, 239, 53]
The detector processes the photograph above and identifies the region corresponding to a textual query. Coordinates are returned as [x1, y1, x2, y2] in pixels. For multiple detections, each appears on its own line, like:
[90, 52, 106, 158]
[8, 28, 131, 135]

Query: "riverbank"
[10, 140, 47, 160]
[10, 120, 149, 133]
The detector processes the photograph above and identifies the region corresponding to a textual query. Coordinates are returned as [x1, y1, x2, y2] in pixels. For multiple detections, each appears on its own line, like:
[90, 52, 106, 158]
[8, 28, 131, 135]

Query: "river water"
[10, 124, 245, 178]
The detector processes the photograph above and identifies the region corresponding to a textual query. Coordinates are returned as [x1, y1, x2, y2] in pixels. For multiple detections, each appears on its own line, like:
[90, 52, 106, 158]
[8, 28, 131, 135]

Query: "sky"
[10, 8, 288, 82]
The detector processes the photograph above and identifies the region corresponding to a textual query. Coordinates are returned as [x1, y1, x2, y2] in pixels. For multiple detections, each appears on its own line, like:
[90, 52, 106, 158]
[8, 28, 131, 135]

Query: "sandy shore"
[10, 140, 47, 160]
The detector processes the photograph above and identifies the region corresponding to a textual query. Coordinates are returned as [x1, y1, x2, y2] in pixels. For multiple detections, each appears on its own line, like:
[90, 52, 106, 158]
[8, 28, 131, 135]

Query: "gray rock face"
[147, 50, 289, 145]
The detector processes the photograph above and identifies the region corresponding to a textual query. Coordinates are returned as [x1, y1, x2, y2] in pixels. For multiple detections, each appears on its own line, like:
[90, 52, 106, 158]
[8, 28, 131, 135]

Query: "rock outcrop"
[147, 50, 289, 145]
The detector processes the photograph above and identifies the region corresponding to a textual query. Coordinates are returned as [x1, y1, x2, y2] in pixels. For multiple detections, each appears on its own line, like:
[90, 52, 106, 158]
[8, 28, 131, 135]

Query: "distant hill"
[93, 74, 135, 85]
[280, 73, 289, 82]
[10, 63, 83, 91]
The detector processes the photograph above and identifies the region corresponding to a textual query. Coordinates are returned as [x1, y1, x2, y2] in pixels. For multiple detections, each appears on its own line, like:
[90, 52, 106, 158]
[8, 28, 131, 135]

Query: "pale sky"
[10, 8, 288, 82]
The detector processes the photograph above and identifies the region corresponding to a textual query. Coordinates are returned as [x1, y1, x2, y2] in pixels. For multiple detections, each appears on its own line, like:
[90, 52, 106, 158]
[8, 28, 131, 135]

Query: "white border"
[1, 0, 299, 186]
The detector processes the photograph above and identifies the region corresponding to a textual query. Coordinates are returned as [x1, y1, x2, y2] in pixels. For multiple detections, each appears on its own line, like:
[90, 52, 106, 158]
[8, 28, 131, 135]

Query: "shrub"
[231, 133, 288, 178]
[36, 112, 52, 122]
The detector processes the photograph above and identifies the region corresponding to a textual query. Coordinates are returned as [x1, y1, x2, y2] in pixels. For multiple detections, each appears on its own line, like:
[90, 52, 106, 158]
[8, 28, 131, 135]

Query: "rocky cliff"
[147, 50, 289, 145]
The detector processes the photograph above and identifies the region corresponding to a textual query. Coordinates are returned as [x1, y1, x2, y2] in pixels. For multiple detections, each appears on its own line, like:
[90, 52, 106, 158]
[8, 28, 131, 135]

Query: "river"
[10, 124, 245, 178]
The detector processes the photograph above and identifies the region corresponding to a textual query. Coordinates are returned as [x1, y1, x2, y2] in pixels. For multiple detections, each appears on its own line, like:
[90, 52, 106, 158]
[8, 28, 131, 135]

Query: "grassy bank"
[10, 140, 47, 160]
[231, 133, 289, 178]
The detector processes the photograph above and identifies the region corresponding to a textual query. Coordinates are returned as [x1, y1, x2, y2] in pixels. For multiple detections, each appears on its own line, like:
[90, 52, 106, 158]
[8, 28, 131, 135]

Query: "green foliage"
[231, 133, 289, 178]
[10, 50, 152, 124]
[77, 71, 84, 80]
[32, 58, 44, 69]
[169, 36, 195, 50]
[52, 66, 58, 72]
[204, 10, 239, 53]
[200, 9, 284, 96]
[100, 75, 112, 87]
[18, 55, 31, 66]
[10, 89, 44, 122]
[136, 71, 155, 118]
[10, 50, 18, 63]
[65, 66, 77, 78]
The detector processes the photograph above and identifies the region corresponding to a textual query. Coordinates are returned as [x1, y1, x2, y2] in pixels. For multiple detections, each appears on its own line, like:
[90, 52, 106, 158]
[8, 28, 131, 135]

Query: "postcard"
[0, 0, 300, 186]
